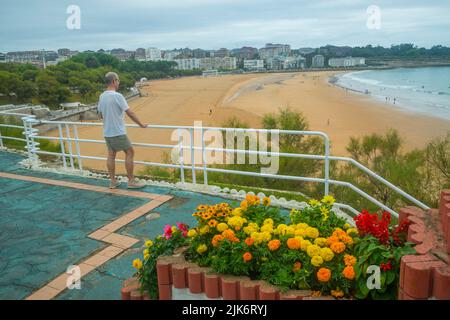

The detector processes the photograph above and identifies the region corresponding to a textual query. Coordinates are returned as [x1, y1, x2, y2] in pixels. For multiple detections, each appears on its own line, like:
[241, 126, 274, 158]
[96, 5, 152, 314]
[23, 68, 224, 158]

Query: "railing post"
[22, 117, 32, 158]
[65, 124, 75, 170]
[178, 128, 185, 184]
[324, 136, 330, 196]
[57, 124, 67, 169]
[72, 125, 83, 171]
[190, 127, 196, 184]
[27, 118, 38, 160]
[201, 127, 208, 185]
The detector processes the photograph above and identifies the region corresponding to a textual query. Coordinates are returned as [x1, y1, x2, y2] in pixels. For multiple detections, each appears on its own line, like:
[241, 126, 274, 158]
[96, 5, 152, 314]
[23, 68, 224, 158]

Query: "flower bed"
[131, 194, 416, 300]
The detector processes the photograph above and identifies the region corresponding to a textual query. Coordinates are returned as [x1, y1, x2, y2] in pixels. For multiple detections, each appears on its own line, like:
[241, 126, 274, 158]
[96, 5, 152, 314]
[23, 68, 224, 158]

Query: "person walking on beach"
[98, 72, 148, 189]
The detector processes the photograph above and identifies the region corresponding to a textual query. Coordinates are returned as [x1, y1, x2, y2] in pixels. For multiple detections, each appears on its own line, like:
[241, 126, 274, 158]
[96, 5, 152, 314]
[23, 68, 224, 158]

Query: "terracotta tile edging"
[0, 172, 173, 300]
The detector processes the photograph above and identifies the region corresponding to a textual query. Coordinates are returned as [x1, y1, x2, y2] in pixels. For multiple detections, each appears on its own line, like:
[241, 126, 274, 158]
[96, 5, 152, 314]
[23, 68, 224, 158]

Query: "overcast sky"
[1, 0, 449, 52]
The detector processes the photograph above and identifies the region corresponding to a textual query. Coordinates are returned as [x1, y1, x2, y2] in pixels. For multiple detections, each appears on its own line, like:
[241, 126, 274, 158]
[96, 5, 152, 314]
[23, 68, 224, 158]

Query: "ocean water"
[334, 67, 450, 121]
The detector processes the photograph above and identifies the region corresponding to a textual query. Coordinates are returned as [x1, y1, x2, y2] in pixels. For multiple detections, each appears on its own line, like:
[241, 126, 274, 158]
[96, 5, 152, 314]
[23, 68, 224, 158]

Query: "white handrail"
[0, 115, 431, 217]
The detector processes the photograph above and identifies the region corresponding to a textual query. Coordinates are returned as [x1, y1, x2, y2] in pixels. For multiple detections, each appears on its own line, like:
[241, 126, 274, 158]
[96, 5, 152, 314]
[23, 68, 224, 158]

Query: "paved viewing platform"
[0, 151, 236, 300]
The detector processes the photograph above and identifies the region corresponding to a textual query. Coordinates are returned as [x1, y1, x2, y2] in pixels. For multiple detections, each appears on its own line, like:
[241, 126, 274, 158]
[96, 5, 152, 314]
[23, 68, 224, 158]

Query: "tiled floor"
[0, 151, 241, 300]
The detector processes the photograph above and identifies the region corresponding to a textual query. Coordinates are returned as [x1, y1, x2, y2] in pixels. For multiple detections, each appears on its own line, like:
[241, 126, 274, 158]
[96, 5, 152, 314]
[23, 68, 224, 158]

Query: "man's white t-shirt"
[97, 90, 129, 137]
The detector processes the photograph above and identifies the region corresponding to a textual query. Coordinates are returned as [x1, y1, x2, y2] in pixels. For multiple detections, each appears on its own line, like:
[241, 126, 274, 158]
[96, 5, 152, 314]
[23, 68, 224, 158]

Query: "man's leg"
[107, 149, 117, 183]
[124, 147, 135, 181]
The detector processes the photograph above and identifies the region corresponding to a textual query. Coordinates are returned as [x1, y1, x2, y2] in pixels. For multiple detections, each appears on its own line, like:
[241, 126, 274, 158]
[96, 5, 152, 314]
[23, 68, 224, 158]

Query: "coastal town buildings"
[312, 54, 325, 68]
[174, 58, 200, 70]
[145, 47, 162, 61]
[243, 59, 265, 71]
[328, 56, 366, 67]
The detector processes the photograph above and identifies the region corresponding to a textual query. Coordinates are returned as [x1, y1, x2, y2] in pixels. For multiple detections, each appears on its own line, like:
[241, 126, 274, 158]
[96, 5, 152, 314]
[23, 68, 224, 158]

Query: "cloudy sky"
[1, 0, 449, 52]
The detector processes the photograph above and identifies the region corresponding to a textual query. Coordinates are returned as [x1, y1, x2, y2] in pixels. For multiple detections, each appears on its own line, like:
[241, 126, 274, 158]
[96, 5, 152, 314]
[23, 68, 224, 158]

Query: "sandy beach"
[55, 71, 450, 173]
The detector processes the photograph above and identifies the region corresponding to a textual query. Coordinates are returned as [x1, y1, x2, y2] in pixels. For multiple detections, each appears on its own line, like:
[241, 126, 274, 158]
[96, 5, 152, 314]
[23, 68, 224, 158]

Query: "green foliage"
[353, 235, 415, 300]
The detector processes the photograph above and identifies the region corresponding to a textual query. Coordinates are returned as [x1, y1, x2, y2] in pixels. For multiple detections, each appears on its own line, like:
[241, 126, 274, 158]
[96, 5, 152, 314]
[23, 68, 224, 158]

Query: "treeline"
[0, 52, 201, 108]
[316, 43, 450, 58]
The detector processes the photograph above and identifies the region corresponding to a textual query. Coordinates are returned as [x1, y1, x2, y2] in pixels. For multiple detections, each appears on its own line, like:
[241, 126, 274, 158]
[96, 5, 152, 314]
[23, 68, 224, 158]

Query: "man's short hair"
[105, 72, 119, 85]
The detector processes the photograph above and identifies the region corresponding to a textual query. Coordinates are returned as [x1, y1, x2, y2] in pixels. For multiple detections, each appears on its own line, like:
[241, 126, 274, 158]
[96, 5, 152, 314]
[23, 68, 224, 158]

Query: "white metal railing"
[4, 117, 429, 218]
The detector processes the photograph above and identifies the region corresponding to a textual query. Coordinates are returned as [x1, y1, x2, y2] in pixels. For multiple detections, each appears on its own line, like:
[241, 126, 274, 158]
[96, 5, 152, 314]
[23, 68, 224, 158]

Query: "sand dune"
[53, 71, 450, 173]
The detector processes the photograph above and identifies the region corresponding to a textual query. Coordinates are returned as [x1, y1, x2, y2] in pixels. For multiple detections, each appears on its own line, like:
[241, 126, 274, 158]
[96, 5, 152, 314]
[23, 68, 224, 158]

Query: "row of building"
[0, 43, 365, 71]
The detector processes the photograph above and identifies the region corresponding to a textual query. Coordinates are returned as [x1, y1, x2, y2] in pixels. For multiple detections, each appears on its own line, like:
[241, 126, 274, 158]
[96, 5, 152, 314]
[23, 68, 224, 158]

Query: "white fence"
[0, 114, 431, 217]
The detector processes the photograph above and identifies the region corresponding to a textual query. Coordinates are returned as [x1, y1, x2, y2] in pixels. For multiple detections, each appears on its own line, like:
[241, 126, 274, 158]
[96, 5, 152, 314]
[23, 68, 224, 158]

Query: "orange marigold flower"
[343, 266, 355, 280]
[292, 261, 302, 272]
[343, 254, 357, 266]
[327, 235, 340, 246]
[211, 235, 224, 247]
[222, 229, 236, 240]
[330, 241, 346, 254]
[331, 289, 344, 298]
[262, 197, 271, 206]
[245, 237, 254, 246]
[243, 252, 252, 262]
[208, 219, 218, 227]
[286, 237, 301, 250]
[268, 239, 281, 251]
[240, 200, 248, 210]
[317, 268, 331, 282]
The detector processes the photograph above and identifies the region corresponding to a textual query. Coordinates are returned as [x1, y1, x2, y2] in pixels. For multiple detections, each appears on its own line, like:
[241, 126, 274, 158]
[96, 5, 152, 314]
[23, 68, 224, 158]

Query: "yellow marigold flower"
[216, 223, 228, 232]
[309, 199, 320, 206]
[314, 237, 328, 247]
[196, 244, 208, 254]
[305, 227, 319, 239]
[343, 254, 357, 266]
[262, 197, 271, 206]
[342, 266, 355, 280]
[331, 290, 344, 298]
[321, 195, 335, 205]
[232, 207, 243, 216]
[287, 237, 301, 250]
[306, 244, 321, 257]
[290, 208, 299, 219]
[347, 228, 358, 236]
[263, 218, 274, 225]
[295, 229, 306, 237]
[317, 268, 331, 282]
[187, 229, 197, 238]
[330, 241, 346, 254]
[268, 239, 281, 251]
[275, 224, 288, 235]
[343, 223, 350, 230]
[300, 239, 312, 251]
[199, 225, 210, 235]
[143, 248, 149, 256]
[297, 223, 309, 230]
[171, 226, 177, 233]
[285, 226, 296, 236]
[240, 200, 248, 210]
[311, 255, 324, 267]
[251, 232, 264, 245]
[132, 258, 143, 270]
[144, 253, 150, 260]
[145, 240, 153, 248]
[260, 224, 273, 233]
[261, 231, 272, 242]
[319, 247, 334, 262]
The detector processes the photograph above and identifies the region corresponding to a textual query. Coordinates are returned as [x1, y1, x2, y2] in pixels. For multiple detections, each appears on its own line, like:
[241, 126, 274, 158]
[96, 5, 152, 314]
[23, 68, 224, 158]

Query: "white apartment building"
[199, 57, 237, 70]
[243, 59, 264, 71]
[174, 58, 200, 70]
[259, 43, 291, 60]
[145, 47, 162, 61]
[312, 55, 325, 68]
[164, 50, 181, 61]
[328, 56, 366, 67]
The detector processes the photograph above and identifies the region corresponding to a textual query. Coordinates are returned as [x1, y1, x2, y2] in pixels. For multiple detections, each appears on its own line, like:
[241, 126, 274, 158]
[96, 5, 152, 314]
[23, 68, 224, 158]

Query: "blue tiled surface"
[0, 151, 242, 300]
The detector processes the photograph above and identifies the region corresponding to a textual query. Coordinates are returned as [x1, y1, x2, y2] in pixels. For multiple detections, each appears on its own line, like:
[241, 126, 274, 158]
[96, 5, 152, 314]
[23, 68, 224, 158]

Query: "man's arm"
[125, 109, 147, 128]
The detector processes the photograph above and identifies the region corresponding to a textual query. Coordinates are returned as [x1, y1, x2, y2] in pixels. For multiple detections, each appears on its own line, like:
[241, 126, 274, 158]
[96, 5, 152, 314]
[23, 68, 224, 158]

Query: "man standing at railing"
[98, 72, 148, 189]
